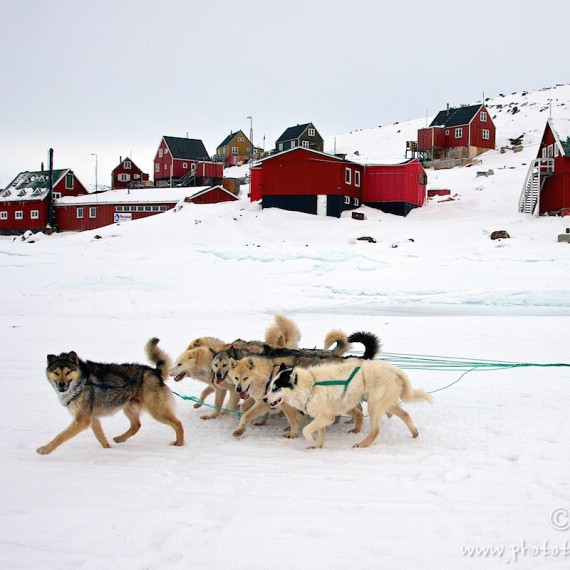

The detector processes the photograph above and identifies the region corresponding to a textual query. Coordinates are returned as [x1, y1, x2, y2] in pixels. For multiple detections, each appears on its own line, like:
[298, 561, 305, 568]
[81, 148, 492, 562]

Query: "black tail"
[347, 331, 381, 360]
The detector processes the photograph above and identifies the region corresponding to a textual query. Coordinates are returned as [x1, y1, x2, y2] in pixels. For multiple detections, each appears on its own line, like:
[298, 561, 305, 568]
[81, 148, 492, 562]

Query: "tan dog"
[38, 338, 184, 454]
[264, 359, 432, 449]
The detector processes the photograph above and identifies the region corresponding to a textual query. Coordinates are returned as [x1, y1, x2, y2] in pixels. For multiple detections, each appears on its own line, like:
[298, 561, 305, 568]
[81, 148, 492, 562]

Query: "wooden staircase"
[518, 158, 554, 215]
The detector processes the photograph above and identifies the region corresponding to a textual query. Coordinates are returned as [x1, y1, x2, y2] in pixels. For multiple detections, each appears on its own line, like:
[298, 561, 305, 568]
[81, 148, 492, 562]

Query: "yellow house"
[214, 130, 253, 166]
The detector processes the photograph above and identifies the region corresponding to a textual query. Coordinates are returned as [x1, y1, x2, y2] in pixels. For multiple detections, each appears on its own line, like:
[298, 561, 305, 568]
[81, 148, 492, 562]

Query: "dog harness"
[313, 366, 361, 393]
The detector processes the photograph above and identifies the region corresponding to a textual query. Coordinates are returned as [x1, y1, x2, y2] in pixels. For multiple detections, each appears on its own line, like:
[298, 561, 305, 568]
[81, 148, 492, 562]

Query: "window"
[278, 143, 283, 151]
[15, 211, 23, 220]
[155, 164, 160, 173]
[116, 206, 123, 212]
[355, 170, 361, 187]
[353, 198, 359, 207]
[419, 173, 427, 185]
[124, 160, 131, 169]
[238, 137, 244, 142]
[159, 149, 163, 158]
[232, 147, 239, 155]
[445, 129, 449, 136]
[344, 196, 350, 205]
[77, 207, 84, 219]
[1, 211, 7, 220]
[547, 144, 554, 158]
[118, 173, 130, 182]
[482, 129, 490, 140]
[134, 174, 140, 179]
[555, 145, 559, 158]
[53, 192, 62, 199]
[302, 140, 309, 148]
[159, 206, 167, 211]
[291, 140, 296, 148]
[89, 207, 97, 218]
[31, 210, 39, 219]
[152, 206, 160, 211]
[454, 128, 463, 139]
[480, 111, 487, 122]
[65, 173, 74, 189]
[345, 167, 352, 185]
[182, 162, 188, 169]
[144, 206, 152, 212]
[308, 128, 315, 136]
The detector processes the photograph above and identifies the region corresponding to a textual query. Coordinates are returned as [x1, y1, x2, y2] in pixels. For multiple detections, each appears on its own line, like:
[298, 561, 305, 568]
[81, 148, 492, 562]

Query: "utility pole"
[247, 116, 253, 162]
[91, 153, 98, 193]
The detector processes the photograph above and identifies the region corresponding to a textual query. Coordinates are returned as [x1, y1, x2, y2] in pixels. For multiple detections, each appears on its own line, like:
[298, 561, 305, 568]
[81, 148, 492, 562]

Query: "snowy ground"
[1, 85, 570, 569]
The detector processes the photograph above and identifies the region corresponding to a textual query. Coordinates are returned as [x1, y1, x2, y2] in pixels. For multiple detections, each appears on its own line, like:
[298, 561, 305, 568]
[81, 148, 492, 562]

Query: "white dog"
[264, 359, 432, 448]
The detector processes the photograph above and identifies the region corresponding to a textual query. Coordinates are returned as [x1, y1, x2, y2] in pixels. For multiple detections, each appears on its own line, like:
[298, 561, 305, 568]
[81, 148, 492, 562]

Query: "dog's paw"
[348, 428, 361, 434]
[170, 440, 184, 446]
[36, 445, 52, 455]
[412, 428, 419, 438]
[200, 413, 219, 420]
[282, 431, 299, 439]
[193, 403, 202, 409]
[232, 428, 245, 438]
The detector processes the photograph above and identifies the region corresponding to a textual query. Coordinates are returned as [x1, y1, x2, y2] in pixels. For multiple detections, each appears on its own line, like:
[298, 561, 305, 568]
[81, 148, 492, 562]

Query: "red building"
[417, 103, 496, 161]
[519, 118, 570, 215]
[154, 136, 223, 187]
[55, 185, 237, 232]
[250, 148, 427, 217]
[250, 148, 363, 217]
[0, 168, 88, 235]
[362, 159, 427, 215]
[112, 157, 150, 190]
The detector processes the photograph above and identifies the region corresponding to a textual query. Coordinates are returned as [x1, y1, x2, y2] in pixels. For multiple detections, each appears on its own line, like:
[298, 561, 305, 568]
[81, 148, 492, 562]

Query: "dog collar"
[57, 376, 87, 407]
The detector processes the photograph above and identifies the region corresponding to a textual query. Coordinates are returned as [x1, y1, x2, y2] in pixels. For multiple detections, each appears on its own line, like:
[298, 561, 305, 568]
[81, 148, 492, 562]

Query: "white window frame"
[118, 173, 130, 182]
[232, 147, 239, 155]
[53, 192, 62, 199]
[345, 167, 352, 185]
[65, 173, 74, 189]
[89, 207, 97, 219]
[344, 196, 350, 205]
[482, 129, 490, 140]
[454, 128, 463, 139]
[159, 148, 163, 158]
[302, 140, 309, 149]
[355, 170, 361, 187]
[155, 163, 160, 173]
[30, 210, 39, 219]
[238, 137, 244, 142]
[353, 198, 359, 207]
[15, 211, 23, 220]
[123, 160, 132, 169]
[77, 207, 84, 219]
[555, 145, 559, 158]
[547, 144, 554, 158]
[480, 111, 487, 122]
[278, 143, 283, 151]
[445, 129, 450, 136]
[1, 211, 8, 220]
[308, 128, 315, 136]
[291, 140, 296, 148]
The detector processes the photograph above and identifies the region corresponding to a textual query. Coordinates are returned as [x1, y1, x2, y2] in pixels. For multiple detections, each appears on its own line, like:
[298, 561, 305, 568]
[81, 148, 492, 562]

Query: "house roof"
[163, 136, 210, 160]
[217, 130, 249, 149]
[276, 123, 312, 143]
[112, 158, 144, 174]
[55, 186, 220, 206]
[430, 104, 483, 128]
[254, 146, 359, 166]
[549, 118, 570, 156]
[1, 169, 69, 202]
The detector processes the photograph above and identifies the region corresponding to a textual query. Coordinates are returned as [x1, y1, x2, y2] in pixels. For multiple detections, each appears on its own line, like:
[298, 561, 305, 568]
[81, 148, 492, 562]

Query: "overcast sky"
[1, 0, 568, 188]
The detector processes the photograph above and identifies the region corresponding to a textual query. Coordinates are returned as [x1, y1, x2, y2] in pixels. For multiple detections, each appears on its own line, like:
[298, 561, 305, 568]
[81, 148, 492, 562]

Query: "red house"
[112, 157, 150, 190]
[250, 147, 364, 217]
[55, 185, 237, 232]
[362, 159, 427, 216]
[154, 136, 223, 187]
[417, 103, 496, 162]
[0, 168, 88, 235]
[250, 148, 427, 217]
[519, 118, 570, 215]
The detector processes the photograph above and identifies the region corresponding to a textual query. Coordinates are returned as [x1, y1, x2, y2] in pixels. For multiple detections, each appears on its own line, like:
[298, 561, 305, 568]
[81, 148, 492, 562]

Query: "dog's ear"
[246, 357, 256, 370]
[292, 370, 297, 385]
[67, 351, 79, 364]
[278, 362, 288, 373]
[209, 348, 217, 356]
[47, 354, 57, 365]
[229, 358, 237, 369]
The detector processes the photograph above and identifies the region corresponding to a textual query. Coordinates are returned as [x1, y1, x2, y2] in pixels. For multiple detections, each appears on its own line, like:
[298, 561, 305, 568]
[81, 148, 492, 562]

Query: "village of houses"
[1, 97, 569, 236]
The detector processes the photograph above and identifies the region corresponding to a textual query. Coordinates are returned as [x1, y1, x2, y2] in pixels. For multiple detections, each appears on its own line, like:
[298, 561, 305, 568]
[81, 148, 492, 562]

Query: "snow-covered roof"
[55, 186, 216, 206]
[550, 118, 570, 156]
[0, 169, 69, 202]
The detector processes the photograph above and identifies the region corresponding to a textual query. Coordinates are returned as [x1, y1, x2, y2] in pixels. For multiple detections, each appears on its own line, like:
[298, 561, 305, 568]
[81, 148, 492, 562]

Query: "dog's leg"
[302, 414, 335, 449]
[233, 400, 268, 437]
[114, 401, 142, 444]
[280, 402, 300, 439]
[37, 414, 92, 455]
[200, 387, 226, 420]
[225, 386, 240, 412]
[91, 418, 112, 448]
[387, 404, 419, 438]
[195, 385, 215, 409]
[144, 391, 184, 446]
[354, 401, 388, 448]
[346, 406, 364, 434]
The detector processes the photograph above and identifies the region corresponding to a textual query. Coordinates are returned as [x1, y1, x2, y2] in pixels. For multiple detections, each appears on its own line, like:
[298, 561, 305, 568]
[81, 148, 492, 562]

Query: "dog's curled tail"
[145, 338, 173, 383]
[323, 329, 350, 356]
[347, 331, 381, 360]
[398, 369, 433, 404]
[265, 314, 301, 349]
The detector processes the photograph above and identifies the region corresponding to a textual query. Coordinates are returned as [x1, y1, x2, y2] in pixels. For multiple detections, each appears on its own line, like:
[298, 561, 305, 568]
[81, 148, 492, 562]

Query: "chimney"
[446, 103, 450, 114]
[41, 162, 44, 172]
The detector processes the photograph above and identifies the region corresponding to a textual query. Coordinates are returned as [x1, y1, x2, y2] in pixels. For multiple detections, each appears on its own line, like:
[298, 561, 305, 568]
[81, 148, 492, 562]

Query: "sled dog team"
[38, 315, 432, 454]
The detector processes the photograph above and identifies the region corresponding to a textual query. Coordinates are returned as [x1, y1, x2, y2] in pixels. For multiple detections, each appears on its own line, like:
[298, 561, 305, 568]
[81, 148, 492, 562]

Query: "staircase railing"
[518, 158, 554, 215]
